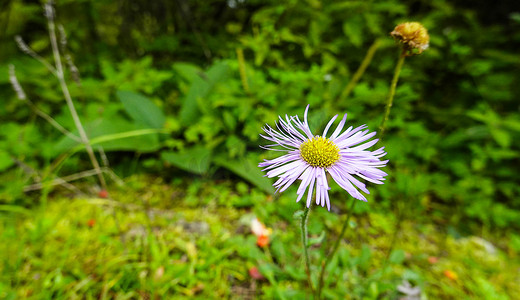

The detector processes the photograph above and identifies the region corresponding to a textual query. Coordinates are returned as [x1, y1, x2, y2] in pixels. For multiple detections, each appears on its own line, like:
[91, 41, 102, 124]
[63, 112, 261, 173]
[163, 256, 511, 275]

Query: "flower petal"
[330, 113, 347, 140]
[322, 114, 338, 138]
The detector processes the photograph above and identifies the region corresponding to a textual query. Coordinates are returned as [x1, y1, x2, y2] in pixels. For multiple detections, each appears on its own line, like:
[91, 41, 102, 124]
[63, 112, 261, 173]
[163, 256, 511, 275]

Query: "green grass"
[1, 175, 519, 299]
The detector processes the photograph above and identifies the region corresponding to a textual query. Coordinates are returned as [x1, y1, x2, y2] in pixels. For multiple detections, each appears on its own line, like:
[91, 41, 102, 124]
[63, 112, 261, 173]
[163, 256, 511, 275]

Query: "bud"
[15, 36, 32, 56]
[8, 65, 27, 100]
[390, 22, 429, 55]
[43, 2, 55, 20]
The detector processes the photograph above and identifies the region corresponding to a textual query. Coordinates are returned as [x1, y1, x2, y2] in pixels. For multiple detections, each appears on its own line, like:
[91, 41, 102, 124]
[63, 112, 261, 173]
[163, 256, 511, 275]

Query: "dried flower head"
[259, 106, 388, 210]
[391, 22, 429, 55]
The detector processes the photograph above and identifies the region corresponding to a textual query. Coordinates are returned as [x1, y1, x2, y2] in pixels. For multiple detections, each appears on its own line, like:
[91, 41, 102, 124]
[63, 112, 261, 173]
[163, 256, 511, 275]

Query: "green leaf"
[179, 61, 230, 125]
[117, 90, 165, 129]
[225, 135, 246, 158]
[0, 150, 14, 172]
[172, 62, 202, 83]
[293, 210, 304, 219]
[0, 205, 31, 215]
[490, 128, 511, 148]
[389, 249, 406, 264]
[161, 146, 211, 175]
[342, 16, 364, 47]
[357, 244, 372, 271]
[258, 263, 280, 283]
[308, 231, 326, 246]
[213, 154, 274, 194]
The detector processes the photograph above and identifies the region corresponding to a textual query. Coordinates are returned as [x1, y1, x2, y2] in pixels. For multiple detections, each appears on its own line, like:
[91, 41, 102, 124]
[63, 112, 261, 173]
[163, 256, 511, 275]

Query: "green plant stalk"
[379, 52, 406, 139]
[317, 198, 357, 298]
[340, 39, 382, 101]
[300, 206, 315, 294]
[46, 2, 107, 190]
[72, 129, 168, 153]
[47, 129, 165, 176]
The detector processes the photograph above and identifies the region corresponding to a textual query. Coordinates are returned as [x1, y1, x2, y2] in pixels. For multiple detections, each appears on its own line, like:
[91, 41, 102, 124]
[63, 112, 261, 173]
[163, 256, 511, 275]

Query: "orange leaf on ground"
[98, 190, 109, 198]
[427, 256, 439, 264]
[249, 267, 264, 280]
[257, 235, 269, 247]
[87, 219, 96, 227]
[443, 270, 458, 280]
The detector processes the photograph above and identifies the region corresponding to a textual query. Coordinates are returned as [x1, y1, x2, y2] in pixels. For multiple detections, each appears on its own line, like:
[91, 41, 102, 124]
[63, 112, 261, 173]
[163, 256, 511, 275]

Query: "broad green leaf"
[161, 146, 211, 175]
[117, 90, 165, 129]
[490, 128, 511, 148]
[213, 154, 274, 194]
[172, 62, 202, 83]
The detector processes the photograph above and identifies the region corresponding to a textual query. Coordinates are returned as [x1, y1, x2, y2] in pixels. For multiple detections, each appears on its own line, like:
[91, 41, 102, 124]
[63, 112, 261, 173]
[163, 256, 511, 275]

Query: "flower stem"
[317, 198, 357, 298]
[379, 51, 406, 139]
[300, 206, 315, 294]
[339, 39, 382, 101]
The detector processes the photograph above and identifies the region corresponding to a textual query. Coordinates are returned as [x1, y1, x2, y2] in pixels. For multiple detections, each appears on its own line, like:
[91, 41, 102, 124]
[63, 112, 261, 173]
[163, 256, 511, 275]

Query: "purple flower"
[259, 106, 388, 210]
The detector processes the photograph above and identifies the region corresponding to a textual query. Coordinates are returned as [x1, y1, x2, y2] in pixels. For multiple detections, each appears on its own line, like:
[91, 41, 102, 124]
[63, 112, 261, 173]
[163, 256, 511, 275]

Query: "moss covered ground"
[1, 175, 518, 299]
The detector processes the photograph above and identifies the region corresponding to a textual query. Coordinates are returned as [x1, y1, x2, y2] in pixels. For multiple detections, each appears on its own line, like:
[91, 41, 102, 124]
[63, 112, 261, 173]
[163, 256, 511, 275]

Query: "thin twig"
[12, 156, 85, 196]
[104, 168, 125, 186]
[15, 35, 57, 76]
[45, 1, 107, 190]
[23, 167, 110, 192]
[11, 156, 40, 182]
[45, 177, 85, 195]
[58, 24, 81, 85]
[98, 146, 110, 168]
[27, 100, 82, 142]
[9, 64, 81, 142]
[8, 64, 27, 100]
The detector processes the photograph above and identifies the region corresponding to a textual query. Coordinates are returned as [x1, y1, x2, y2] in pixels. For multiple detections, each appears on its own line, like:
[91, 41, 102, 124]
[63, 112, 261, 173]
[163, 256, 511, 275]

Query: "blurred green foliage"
[0, 0, 519, 297]
[2, 0, 518, 228]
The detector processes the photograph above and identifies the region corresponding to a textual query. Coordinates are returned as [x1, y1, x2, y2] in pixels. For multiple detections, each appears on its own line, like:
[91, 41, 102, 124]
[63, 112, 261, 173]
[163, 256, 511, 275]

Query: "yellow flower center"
[299, 136, 340, 168]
